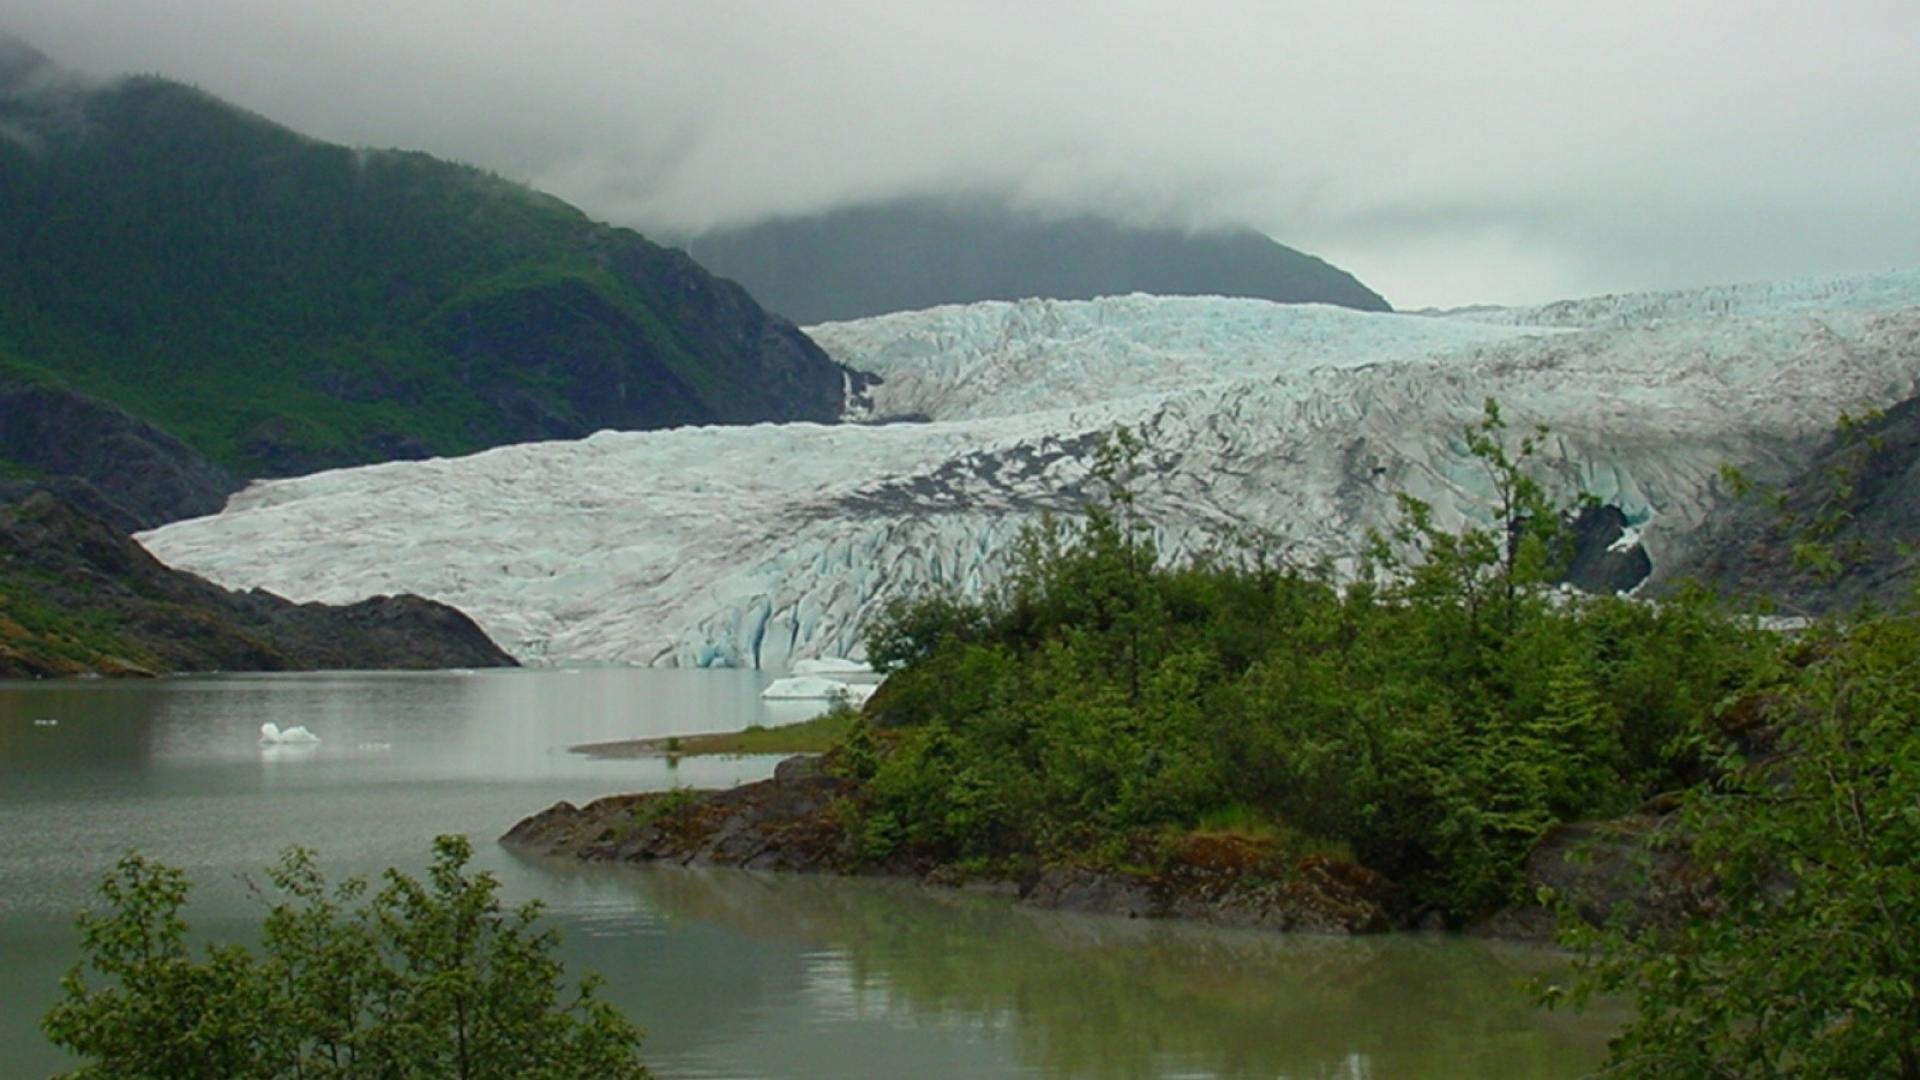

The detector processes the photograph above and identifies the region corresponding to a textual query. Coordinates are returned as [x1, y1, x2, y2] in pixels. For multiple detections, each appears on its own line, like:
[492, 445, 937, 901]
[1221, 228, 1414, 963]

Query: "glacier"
[137, 271, 1920, 668]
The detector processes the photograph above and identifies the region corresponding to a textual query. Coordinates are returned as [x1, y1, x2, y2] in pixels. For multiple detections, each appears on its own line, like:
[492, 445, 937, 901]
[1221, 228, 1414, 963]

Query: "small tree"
[43, 836, 649, 1079]
[1462, 397, 1564, 609]
[1553, 608, 1920, 1077]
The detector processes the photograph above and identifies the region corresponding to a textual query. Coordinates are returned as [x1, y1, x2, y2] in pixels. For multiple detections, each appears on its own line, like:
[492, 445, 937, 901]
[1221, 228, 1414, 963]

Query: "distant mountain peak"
[684, 194, 1390, 324]
[0, 34, 58, 95]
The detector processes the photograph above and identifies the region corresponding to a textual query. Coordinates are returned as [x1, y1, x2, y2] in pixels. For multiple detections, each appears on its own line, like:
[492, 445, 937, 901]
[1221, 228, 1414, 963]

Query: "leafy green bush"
[43, 836, 649, 1079]
[865, 593, 994, 677]
[1554, 606, 1920, 1076]
[852, 410, 1774, 917]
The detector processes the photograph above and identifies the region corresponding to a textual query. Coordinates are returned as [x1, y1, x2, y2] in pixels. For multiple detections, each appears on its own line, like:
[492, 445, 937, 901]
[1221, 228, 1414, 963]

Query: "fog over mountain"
[0, 44, 853, 527]
[2, 2, 1917, 307]
[684, 196, 1391, 323]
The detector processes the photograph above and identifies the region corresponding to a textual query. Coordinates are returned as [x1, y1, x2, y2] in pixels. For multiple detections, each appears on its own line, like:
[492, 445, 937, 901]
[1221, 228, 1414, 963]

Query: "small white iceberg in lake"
[761, 676, 877, 705]
[791, 657, 874, 676]
[259, 721, 321, 745]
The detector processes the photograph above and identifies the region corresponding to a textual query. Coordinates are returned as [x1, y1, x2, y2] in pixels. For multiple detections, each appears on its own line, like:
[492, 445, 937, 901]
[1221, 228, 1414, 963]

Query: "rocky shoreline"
[502, 755, 1692, 941]
[0, 491, 516, 677]
[502, 755, 1395, 934]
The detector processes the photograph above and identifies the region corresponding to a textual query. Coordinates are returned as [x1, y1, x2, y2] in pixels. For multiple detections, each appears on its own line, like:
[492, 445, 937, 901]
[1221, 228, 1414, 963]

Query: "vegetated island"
[505, 414, 1727, 932]
[508, 413, 1920, 1073]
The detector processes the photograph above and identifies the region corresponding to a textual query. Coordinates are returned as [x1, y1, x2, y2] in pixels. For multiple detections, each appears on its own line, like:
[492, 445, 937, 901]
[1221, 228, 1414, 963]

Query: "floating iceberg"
[762, 676, 877, 704]
[259, 721, 320, 745]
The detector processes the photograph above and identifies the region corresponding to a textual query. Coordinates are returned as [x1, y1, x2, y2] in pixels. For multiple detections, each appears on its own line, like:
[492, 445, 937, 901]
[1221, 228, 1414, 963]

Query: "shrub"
[848, 411, 1765, 917]
[43, 836, 649, 1079]
[1554, 607, 1920, 1076]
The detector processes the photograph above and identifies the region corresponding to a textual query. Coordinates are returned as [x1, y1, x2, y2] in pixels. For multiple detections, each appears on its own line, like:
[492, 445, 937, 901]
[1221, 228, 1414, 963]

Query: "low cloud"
[4, 0, 1917, 307]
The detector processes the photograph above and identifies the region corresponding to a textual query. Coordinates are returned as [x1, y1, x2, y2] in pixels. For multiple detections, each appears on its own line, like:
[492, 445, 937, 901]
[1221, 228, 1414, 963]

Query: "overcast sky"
[4, 1, 1917, 308]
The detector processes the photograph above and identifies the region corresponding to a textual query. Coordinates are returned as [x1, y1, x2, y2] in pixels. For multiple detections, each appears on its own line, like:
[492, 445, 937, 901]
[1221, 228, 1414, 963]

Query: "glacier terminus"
[137, 271, 1920, 668]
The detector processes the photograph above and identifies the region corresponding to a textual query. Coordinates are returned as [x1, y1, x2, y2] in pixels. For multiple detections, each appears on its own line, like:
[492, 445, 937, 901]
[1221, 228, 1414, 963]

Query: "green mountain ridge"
[684, 195, 1391, 324]
[0, 46, 851, 521]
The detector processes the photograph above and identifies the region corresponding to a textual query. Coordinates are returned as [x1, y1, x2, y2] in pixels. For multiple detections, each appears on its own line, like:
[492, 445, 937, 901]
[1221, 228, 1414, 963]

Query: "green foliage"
[644, 701, 857, 756]
[833, 714, 882, 782]
[856, 411, 1777, 916]
[43, 836, 649, 1079]
[1555, 607, 1920, 1077]
[865, 592, 992, 677]
[0, 567, 157, 672]
[0, 454, 45, 480]
[628, 787, 702, 831]
[1719, 406, 1906, 601]
[0, 76, 754, 476]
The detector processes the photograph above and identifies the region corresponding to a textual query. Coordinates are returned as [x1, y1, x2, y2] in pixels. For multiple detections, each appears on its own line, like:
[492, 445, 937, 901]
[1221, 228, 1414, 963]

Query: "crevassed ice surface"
[1442, 268, 1920, 329]
[812, 293, 1556, 421]
[139, 274, 1920, 668]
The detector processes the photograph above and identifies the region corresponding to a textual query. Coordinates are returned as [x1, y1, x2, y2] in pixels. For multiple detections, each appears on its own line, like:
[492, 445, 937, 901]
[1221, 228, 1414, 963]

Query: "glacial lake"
[0, 669, 1619, 1078]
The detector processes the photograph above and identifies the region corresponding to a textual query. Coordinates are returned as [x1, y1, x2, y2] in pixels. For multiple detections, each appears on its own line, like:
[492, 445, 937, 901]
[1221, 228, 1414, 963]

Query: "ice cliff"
[139, 272, 1920, 667]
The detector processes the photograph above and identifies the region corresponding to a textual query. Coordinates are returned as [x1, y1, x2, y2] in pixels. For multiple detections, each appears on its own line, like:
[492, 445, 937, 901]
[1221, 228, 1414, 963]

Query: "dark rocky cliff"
[1662, 395, 1920, 615]
[0, 384, 240, 531]
[0, 491, 515, 677]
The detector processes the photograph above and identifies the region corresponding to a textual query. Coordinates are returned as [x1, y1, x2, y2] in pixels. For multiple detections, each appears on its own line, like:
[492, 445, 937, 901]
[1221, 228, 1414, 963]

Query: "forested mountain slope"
[0, 40, 851, 523]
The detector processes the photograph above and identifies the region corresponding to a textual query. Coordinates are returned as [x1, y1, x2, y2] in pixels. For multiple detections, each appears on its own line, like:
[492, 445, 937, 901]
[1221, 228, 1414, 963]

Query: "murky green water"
[0, 670, 1617, 1078]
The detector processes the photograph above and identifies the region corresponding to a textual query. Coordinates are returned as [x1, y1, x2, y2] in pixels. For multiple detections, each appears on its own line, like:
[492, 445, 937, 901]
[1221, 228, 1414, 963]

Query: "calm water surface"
[0, 669, 1617, 1078]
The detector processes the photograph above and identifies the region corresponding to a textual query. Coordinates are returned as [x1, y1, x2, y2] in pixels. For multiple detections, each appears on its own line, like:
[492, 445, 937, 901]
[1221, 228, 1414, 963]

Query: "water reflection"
[2, 670, 1621, 1079]
[0, 679, 168, 770]
[0, 668, 789, 783]
[516, 857, 1619, 1079]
